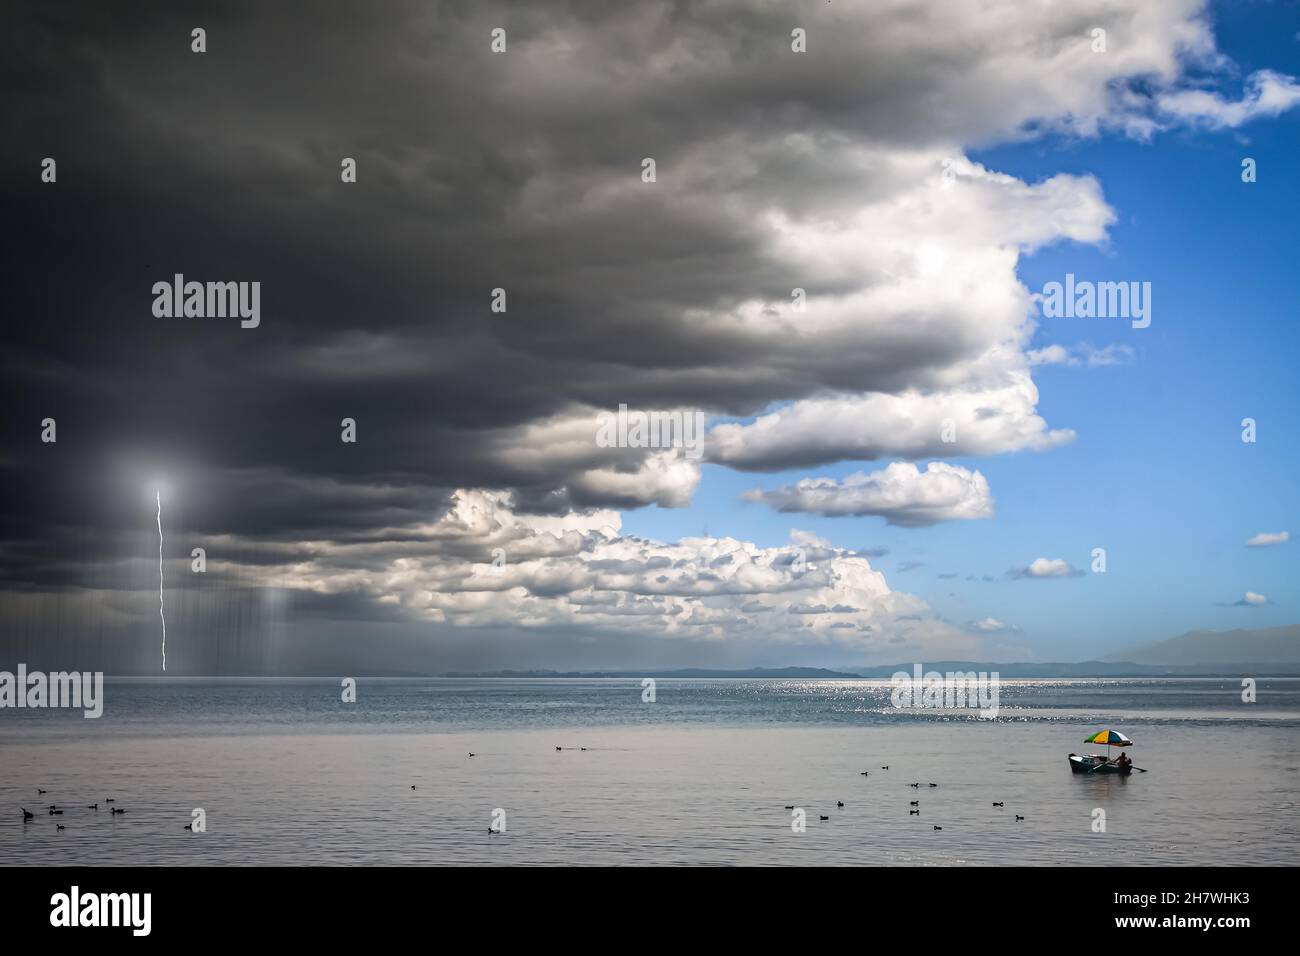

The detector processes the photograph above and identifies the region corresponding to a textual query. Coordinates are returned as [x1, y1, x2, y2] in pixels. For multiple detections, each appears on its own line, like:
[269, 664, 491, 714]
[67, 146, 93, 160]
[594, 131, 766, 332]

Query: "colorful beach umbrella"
[1084, 729, 1133, 747]
[1084, 728, 1132, 759]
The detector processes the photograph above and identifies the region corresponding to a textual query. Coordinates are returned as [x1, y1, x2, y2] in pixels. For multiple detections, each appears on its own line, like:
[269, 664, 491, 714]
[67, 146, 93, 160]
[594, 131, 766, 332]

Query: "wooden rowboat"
[1068, 753, 1132, 775]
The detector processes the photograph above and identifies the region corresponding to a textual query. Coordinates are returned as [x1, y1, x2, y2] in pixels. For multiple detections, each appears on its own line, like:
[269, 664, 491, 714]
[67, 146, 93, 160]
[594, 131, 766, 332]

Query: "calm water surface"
[1, 678, 1297, 865]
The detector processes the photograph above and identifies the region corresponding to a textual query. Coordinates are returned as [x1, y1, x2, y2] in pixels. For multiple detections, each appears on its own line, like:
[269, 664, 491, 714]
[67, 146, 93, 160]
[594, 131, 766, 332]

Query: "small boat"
[1069, 729, 1137, 775]
[1068, 753, 1131, 775]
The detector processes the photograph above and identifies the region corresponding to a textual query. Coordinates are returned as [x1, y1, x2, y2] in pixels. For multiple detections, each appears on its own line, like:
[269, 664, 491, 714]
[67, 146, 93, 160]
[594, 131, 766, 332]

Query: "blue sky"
[624, 2, 1300, 659]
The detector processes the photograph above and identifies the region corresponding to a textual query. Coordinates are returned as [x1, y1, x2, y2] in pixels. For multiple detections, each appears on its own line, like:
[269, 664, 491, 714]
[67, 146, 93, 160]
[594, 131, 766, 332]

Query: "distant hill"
[855, 660, 1300, 677]
[445, 660, 1300, 679]
[442, 666, 861, 679]
[1107, 624, 1300, 666]
[436, 629, 1300, 679]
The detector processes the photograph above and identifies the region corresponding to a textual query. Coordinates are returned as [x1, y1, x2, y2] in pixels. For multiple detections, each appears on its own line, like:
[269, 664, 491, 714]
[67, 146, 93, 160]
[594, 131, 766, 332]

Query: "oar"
[1103, 758, 1146, 773]
[1117, 749, 1145, 773]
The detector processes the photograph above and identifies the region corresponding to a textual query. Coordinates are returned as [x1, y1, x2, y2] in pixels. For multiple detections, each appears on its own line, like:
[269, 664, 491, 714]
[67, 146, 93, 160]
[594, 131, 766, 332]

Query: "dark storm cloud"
[0, 0, 1127, 525]
[0, 1, 739, 563]
[0, 0, 1238, 667]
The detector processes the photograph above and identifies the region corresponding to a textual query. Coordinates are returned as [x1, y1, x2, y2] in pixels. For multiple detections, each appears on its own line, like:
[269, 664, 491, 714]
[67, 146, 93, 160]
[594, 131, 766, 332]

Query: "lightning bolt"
[157, 489, 166, 672]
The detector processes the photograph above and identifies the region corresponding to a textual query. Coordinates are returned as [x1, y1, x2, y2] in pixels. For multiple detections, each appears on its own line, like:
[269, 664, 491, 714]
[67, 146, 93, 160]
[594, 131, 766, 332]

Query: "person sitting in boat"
[1116, 752, 1132, 771]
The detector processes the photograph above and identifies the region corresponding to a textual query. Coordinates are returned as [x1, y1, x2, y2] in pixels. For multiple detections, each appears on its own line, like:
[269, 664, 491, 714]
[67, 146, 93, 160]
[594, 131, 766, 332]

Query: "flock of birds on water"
[773, 766, 1028, 830]
[20, 789, 130, 833]
[19, 755, 1029, 839]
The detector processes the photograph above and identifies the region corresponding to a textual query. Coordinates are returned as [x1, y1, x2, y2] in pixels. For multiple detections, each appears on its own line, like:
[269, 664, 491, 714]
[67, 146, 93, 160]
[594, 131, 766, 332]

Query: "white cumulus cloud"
[1246, 531, 1289, 548]
[1027, 343, 1135, 367]
[710, 373, 1074, 471]
[1158, 70, 1300, 128]
[968, 616, 1014, 633]
[744, 462, 993, 527]
[214, 489, 984, 659]
[1010, 557, 1084, 579]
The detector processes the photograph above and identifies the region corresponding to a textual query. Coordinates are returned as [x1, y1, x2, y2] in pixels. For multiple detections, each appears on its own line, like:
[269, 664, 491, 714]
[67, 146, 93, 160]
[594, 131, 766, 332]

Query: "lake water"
[1, 677, 1297, 865]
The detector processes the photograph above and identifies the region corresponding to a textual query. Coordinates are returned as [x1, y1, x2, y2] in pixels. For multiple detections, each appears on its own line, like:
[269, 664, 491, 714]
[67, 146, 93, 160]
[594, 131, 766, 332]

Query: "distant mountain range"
[444, 661, 1299, 678]
[1106, 623, 1300, 667]
[446, 625, 1300, 678]
[442, 666, 862, 679]
[852, 660, 1297, 678]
